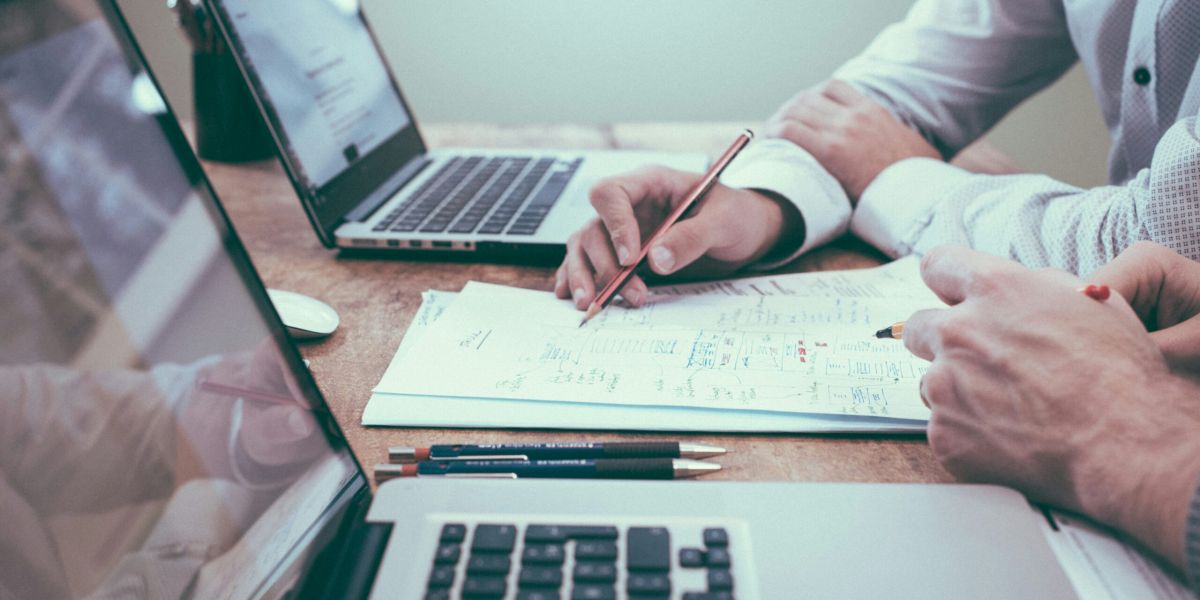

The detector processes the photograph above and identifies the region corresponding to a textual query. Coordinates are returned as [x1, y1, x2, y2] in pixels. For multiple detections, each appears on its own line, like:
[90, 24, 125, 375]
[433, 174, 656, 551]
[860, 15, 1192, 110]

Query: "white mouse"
[267, 289, 340, 340]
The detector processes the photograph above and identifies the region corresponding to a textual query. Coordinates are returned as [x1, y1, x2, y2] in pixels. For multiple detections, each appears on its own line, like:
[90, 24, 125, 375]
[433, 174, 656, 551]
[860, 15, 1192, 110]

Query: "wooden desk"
[202, 123, 952, 484]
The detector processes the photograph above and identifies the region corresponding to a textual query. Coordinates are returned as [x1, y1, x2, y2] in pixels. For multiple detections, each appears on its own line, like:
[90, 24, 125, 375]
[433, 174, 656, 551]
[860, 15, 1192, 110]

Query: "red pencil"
[580, 130, 755, 326]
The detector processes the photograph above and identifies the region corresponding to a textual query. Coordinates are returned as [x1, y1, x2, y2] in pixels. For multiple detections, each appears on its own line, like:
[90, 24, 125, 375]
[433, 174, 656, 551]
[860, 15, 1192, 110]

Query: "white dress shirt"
[721, 0, 1200, 275]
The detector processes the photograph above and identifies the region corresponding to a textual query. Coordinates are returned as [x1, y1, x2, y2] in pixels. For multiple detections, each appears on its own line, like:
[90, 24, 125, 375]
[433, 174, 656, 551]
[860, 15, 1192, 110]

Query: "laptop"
[203, 0, 707, 259]
[0, 2, 1080, 598]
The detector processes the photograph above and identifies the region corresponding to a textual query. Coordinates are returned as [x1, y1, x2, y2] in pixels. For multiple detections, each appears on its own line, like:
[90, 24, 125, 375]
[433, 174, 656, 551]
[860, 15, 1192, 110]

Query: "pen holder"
[192, 49, 274, 163]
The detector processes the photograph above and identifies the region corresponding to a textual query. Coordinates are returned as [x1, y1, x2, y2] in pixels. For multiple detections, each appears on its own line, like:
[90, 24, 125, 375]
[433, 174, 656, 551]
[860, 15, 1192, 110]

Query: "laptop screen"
[210, 0, 427, 241]
[0, 2, 363, 598]
[216, 0, 411, 189]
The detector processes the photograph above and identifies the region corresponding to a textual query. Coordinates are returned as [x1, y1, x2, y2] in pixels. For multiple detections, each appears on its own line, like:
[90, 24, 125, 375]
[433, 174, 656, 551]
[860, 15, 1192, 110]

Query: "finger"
[778, 91, 843, 126]
[646, 209, 738, 275]
[765, 118, 822, 151]
[1150, 315, 1200, 373]
[819, 79, 869, 107]
[901, 308, 951, 361]
[619, 276, 650, 308]
[240, 405, 316, 466]
[564, 234, 598, 309]
[918, 245, 1021, 305]
[580, 226, 622, 291]
[1088, 241, 1200, 327]
[589, 168, 699, 266]
[554, 264, 569, 298]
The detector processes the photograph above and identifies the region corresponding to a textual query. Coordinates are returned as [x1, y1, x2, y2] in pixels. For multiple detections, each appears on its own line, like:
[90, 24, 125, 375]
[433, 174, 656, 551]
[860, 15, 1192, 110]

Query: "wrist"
[749, 189, 804, 265]
[1077, 375, 1200, 570]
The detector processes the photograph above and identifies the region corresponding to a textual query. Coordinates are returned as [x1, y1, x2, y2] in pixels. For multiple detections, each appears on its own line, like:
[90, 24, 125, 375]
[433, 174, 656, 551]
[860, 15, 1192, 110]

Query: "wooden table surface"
[202, 122, 952, 485]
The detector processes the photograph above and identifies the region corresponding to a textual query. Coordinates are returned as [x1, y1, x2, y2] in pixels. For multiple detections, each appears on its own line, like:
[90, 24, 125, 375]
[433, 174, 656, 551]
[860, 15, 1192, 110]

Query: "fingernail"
[616, 244, 631, 265]
[573, 287, 586, 301]
[650, 246, 675, 272]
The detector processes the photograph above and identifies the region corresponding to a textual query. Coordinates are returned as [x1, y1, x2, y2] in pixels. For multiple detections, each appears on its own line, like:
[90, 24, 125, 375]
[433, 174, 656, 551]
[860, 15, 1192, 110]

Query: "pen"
[580, 130, 755, 326]
[874, 284, 1111, 340]
[388, 441, 727, 463]
[198, 379, 302, 407]
[373, 458, 721, 481]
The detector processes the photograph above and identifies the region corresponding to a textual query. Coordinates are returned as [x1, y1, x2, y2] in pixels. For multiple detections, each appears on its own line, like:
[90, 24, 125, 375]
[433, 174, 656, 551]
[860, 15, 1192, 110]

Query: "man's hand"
[765, 80, 940, 201]
[555, 166, 795, 309]
[903, 245, 1200, 571]
[1089, 241, 1200, 378]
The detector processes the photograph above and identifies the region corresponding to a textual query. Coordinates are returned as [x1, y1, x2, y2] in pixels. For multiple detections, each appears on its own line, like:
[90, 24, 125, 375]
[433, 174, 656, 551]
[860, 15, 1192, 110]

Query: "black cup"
[193, 49, 274, 163]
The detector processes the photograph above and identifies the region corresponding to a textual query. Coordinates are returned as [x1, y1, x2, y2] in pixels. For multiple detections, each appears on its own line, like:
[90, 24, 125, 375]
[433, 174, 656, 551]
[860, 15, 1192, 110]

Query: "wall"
[119, 0, 1112, 186]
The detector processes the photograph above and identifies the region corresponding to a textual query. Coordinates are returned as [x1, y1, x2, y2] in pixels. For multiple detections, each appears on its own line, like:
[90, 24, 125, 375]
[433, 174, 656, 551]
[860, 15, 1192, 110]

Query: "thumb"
[1150, 315, 1200, 377]
[646, 212, 730, 275]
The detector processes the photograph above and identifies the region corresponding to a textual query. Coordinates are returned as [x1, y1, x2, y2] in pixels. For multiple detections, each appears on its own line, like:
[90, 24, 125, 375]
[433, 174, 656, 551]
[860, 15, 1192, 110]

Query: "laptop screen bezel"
[93, 2, 375, 595]
[204, 0, 428, 247]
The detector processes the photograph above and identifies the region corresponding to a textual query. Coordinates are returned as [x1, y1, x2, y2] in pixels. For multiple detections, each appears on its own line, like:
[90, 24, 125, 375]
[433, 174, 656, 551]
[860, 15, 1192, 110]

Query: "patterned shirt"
[722, 0, 1200, 276]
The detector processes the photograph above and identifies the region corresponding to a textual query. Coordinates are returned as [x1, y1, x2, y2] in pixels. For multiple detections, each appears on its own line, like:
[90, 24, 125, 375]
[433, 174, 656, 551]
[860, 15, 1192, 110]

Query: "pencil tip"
[873, 327, 891, 339]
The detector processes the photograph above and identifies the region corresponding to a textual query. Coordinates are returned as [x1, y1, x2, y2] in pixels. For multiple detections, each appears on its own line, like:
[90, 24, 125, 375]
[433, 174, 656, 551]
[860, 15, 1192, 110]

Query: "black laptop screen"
[0, 2, 362, 598]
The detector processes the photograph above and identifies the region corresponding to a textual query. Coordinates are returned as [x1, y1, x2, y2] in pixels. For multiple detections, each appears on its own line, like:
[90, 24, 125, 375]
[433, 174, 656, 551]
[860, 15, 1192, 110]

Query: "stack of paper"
[364, 258, 943, 433]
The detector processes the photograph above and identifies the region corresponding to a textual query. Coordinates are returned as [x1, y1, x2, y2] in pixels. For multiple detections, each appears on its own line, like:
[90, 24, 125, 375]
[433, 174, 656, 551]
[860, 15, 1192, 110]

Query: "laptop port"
[431, 241, 452, 249]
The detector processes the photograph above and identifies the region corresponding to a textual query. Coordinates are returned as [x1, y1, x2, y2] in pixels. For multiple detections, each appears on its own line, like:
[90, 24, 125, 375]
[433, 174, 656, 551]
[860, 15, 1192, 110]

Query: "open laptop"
[0, 2, 1081, 598]
[202, 0, 706, 258]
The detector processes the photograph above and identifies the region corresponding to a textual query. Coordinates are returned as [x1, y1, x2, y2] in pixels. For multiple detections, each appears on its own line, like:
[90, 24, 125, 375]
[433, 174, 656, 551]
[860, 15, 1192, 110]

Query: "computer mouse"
[267, 289, 340, 340]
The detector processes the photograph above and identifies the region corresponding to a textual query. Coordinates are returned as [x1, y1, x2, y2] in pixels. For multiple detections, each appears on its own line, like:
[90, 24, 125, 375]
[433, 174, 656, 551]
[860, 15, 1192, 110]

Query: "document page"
[376, 261, 941, 420]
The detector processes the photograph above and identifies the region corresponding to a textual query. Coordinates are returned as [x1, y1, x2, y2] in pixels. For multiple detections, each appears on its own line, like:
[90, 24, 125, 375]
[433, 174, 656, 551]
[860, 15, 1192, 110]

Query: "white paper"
[375, 260, 939, 420]
[363, 290, 925, 432]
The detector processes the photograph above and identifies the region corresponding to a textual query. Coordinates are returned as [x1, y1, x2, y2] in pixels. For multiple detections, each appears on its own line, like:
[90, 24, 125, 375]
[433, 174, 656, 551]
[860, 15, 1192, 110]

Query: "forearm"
[832, 0, 1076, 157]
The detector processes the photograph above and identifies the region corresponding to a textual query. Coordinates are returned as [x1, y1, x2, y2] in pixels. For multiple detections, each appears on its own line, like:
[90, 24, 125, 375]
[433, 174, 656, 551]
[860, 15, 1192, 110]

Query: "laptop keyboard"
[372, 155, 582, 237]
[424, 522, 738, 599]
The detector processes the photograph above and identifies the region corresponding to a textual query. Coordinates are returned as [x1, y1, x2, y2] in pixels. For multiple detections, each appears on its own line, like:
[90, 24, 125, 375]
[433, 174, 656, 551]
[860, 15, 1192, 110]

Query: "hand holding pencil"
[556, 131, 799, 312]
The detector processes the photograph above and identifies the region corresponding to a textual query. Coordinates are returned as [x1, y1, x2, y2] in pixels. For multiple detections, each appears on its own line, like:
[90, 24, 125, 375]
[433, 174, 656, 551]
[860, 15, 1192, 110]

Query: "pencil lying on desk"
[579, 130, 755, 327]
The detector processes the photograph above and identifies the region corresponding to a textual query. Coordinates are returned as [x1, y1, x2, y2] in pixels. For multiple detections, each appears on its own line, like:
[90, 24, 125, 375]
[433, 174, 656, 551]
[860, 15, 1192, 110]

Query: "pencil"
[580, 130, 755, 326]
[198, 379, 302, 407]
[873, 284, 1111, 340]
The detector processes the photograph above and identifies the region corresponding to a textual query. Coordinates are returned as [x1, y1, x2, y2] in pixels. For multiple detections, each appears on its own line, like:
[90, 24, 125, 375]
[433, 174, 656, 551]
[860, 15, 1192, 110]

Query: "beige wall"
[120, 0, 1111, 187]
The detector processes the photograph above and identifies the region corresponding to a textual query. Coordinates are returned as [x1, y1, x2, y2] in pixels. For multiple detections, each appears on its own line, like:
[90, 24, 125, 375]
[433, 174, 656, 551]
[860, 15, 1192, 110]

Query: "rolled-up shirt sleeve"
[720, 138, 852, 269]
[851, 115, 1200, 274]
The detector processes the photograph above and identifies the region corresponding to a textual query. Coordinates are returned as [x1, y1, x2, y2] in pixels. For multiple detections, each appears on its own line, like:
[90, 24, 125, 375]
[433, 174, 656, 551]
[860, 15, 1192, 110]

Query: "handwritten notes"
[375, 259, 941, 420]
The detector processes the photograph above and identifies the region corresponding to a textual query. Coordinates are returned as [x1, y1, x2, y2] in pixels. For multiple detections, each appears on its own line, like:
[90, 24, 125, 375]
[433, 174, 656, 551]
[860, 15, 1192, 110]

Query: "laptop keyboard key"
[472, 524, 517, 553]
[518, 566, 564, 588]
[427, 565, 456, 588]
[682, 593, 733, 600]
[707, 570, 734, 591]
[523, 543, 566, 565]
[440, 524, 467, 544]
[433, 543, 461, 564]
[517, 591, 560, 600]
[467, 554, 512, 575]
[706, 547, 731, 568]
[626, 527, 670, 572]
[574, 541, 617, 561]
[424, 591, 451, 600]
[462, 576, 507, 598]
[573, 561, 617, 583]
[525, 525, 619, 543]
[703, 528, 728, 547]
[679, 548, 705, 568]
[626, 573, 671, 596]
[571, 584, 616, 600]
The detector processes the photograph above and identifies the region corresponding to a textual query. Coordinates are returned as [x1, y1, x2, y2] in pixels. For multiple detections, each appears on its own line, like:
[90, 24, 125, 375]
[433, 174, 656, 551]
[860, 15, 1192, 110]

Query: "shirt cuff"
[719, 138, 851, 269]
[851, 157, 975, 258]
[1187, 476, 1200, 593]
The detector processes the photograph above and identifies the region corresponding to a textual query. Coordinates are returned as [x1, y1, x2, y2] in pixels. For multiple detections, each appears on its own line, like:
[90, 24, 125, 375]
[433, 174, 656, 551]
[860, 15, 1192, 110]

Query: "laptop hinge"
[344, 156, 432, 223]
